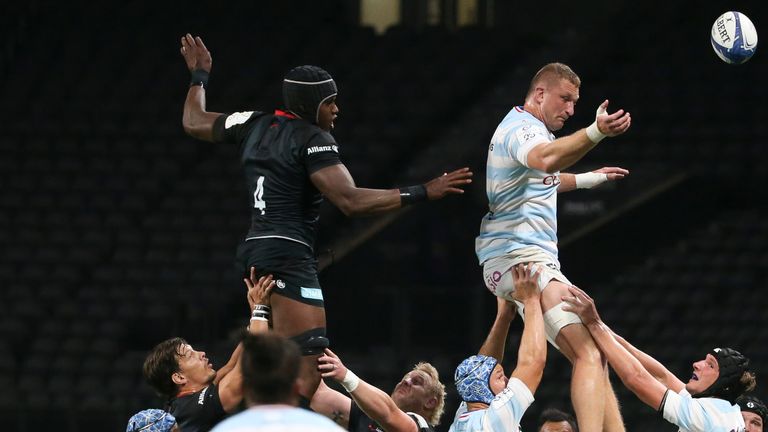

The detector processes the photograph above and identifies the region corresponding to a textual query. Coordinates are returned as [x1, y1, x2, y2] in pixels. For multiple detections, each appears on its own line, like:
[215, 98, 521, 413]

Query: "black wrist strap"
[399, 185, 427, 206]
[189, 69, 209, 88]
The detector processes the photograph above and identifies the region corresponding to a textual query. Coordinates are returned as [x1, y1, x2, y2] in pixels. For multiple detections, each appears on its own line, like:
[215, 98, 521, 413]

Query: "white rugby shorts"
[482, 249, 581, 347]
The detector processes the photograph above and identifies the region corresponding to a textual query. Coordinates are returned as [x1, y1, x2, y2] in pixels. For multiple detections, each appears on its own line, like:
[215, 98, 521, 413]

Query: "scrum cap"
[282, 65, 337, 124]
[454, 355, 498, 405]
[737, 395, 768, 423]
[694, 347, 750, 403]
[126, 409, 176, 432]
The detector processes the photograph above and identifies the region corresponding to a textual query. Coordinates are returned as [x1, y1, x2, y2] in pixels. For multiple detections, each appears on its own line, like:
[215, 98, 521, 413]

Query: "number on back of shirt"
[254, 176, 266, 215]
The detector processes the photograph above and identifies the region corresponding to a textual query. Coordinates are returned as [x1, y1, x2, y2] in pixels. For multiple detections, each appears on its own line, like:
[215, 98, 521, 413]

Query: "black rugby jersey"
[213, 110, 342, 250]
[170, 384, 226, 432]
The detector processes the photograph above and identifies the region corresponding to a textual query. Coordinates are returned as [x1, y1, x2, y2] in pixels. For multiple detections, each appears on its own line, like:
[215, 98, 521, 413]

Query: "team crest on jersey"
[276, 280, 286, 289]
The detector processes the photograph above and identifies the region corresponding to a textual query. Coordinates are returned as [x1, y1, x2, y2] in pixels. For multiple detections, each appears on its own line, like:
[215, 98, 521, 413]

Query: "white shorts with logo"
[482, 247, 581, 348]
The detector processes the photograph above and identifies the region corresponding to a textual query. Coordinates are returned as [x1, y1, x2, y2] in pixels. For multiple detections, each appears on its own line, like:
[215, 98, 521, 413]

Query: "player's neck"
[522, 101, 542, 122]
[465, 401, 490, 412]
[176, 383, 206, 398]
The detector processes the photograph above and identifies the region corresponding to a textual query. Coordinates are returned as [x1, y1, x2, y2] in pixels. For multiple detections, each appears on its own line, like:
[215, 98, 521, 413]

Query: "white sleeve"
[484, 377, 534, 431]
[509, 123, 550, 168]
[661, 389, 712, 432]
[451, 401, 468, 424]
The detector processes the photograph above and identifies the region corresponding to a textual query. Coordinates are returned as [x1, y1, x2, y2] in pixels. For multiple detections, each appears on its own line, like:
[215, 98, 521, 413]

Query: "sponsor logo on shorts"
[300, 287, 323, 300]
[485, 271, 503, 293]
[307, 145, 338, 154]
[275, 280, 286, 289]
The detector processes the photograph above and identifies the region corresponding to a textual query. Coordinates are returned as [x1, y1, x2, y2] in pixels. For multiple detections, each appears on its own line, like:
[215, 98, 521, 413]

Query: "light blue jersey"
[211, 405, 345, 432]
[662, 389, 746, 432]
[448, 377, 534, 432]
[476, 106, 559, 265]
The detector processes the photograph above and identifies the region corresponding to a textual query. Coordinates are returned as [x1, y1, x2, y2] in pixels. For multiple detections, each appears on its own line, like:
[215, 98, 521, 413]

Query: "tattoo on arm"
[332, 410, 346, 425]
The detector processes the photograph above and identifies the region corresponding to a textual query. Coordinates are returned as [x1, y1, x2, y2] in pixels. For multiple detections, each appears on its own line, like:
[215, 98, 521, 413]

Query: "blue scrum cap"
[454, 354, 498, 405]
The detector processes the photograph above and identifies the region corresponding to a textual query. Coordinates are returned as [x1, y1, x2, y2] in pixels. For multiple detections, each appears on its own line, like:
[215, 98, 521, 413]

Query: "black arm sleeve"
[212, 111, 265, 144]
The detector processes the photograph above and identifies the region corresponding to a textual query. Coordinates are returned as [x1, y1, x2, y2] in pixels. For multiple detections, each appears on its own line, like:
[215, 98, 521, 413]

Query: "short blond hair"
[413, 362, 446, 426]
[526, 62, 581, 98]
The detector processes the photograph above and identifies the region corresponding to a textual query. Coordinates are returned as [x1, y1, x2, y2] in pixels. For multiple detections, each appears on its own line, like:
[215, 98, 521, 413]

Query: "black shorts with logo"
[236, 237, 324, 307]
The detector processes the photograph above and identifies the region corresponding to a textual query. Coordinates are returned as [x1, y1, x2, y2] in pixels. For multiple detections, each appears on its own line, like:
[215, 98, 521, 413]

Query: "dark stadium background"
[1, 0, 766, 430]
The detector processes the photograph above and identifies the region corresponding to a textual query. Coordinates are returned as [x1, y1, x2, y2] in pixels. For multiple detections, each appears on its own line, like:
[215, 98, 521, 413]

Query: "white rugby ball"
[711, 11, 758, 64]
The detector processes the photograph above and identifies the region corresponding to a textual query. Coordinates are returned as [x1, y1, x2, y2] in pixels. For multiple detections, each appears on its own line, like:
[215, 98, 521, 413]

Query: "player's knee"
[290, 327, 329, 356]
[571, 336, 604, 365]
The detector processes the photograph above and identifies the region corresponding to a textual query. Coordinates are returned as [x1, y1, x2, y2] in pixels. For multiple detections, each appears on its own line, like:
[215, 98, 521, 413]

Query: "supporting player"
[312, 350, 445, 431]
[738, 395, 767, 432]
[563, 285, 756, 432]
[179, 34, 473, 407]
[448, 264, 546, 432]
[476, 63, 631, 431]
[143, 269, 274, 431]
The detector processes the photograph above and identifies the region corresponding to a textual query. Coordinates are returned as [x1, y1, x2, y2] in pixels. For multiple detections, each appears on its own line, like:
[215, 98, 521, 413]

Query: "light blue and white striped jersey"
[662, 389, 746, 432]
[476, 106, 559, 265]
[210, 405, 345, 432]
[448, 377, 534, 432]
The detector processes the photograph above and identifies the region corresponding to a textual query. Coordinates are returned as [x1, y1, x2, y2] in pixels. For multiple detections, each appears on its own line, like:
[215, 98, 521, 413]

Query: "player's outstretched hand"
[180, 33, 212, 73]
[593, 166, 629, 181]
[595, 100, 631, 137]
[244, 267, 274, 310]
[317, 348, 349, 381]
[562, 285, 601, 325]
[511, 263, 541, 303]
[425, 167, 473, 200]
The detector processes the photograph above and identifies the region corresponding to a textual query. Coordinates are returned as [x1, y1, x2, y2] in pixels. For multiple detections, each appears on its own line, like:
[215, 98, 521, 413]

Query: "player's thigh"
[542, 280, 600, 361]
[271, 295, 326, 337]
[540, 279, 574, 313]
[238, 238, 326, 337]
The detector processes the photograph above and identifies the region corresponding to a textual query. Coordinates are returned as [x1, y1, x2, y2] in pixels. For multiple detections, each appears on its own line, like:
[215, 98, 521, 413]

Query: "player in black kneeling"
[179, 33, 473, 408]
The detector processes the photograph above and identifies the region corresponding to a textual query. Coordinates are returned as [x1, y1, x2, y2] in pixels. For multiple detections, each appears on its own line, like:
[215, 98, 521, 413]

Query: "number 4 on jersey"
[254, 176, 266, 215]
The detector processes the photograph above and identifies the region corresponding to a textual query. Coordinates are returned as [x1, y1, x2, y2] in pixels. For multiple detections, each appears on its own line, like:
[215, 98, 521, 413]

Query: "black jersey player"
[179, 34, 472, 406]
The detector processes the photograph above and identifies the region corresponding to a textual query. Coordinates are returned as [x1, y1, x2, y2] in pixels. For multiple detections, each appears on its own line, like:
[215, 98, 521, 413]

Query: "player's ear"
[534, 86, 545, 103]
[172, 372, 186, 385]
[424, 396, 437, 410]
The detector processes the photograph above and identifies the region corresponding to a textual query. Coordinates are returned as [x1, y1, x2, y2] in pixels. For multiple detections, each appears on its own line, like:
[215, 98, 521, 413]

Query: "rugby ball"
[711, 11, 758, 64]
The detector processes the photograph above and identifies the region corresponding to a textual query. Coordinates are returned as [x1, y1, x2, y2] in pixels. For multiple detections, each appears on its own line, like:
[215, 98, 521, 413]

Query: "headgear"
[694, 347, 750, 403]
[282, 65, 337, 124]
[126, 409, 176, 432]
[737, 395, 768, 423]
[454, 355, 498, 405]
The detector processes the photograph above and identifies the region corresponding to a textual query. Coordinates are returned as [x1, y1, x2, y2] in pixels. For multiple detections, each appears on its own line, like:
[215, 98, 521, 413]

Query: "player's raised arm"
[318, 348, 419, 432]
[509, 264, 546, 394]
[309, 165, 472, 217]
[611, 331, 685, 393]
[216, 267, 274, 412]
[526, 101, 631, 174]
[180, 33, 224, 142]
[562, 286, 669, 409]
[477, 296, 517, 362]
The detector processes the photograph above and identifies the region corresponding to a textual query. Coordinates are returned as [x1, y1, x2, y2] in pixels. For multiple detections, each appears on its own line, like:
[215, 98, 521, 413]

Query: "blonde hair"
[413, 362, 446, 426]
[741, 370, 757, 393]
[526, 62, 581, 98]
